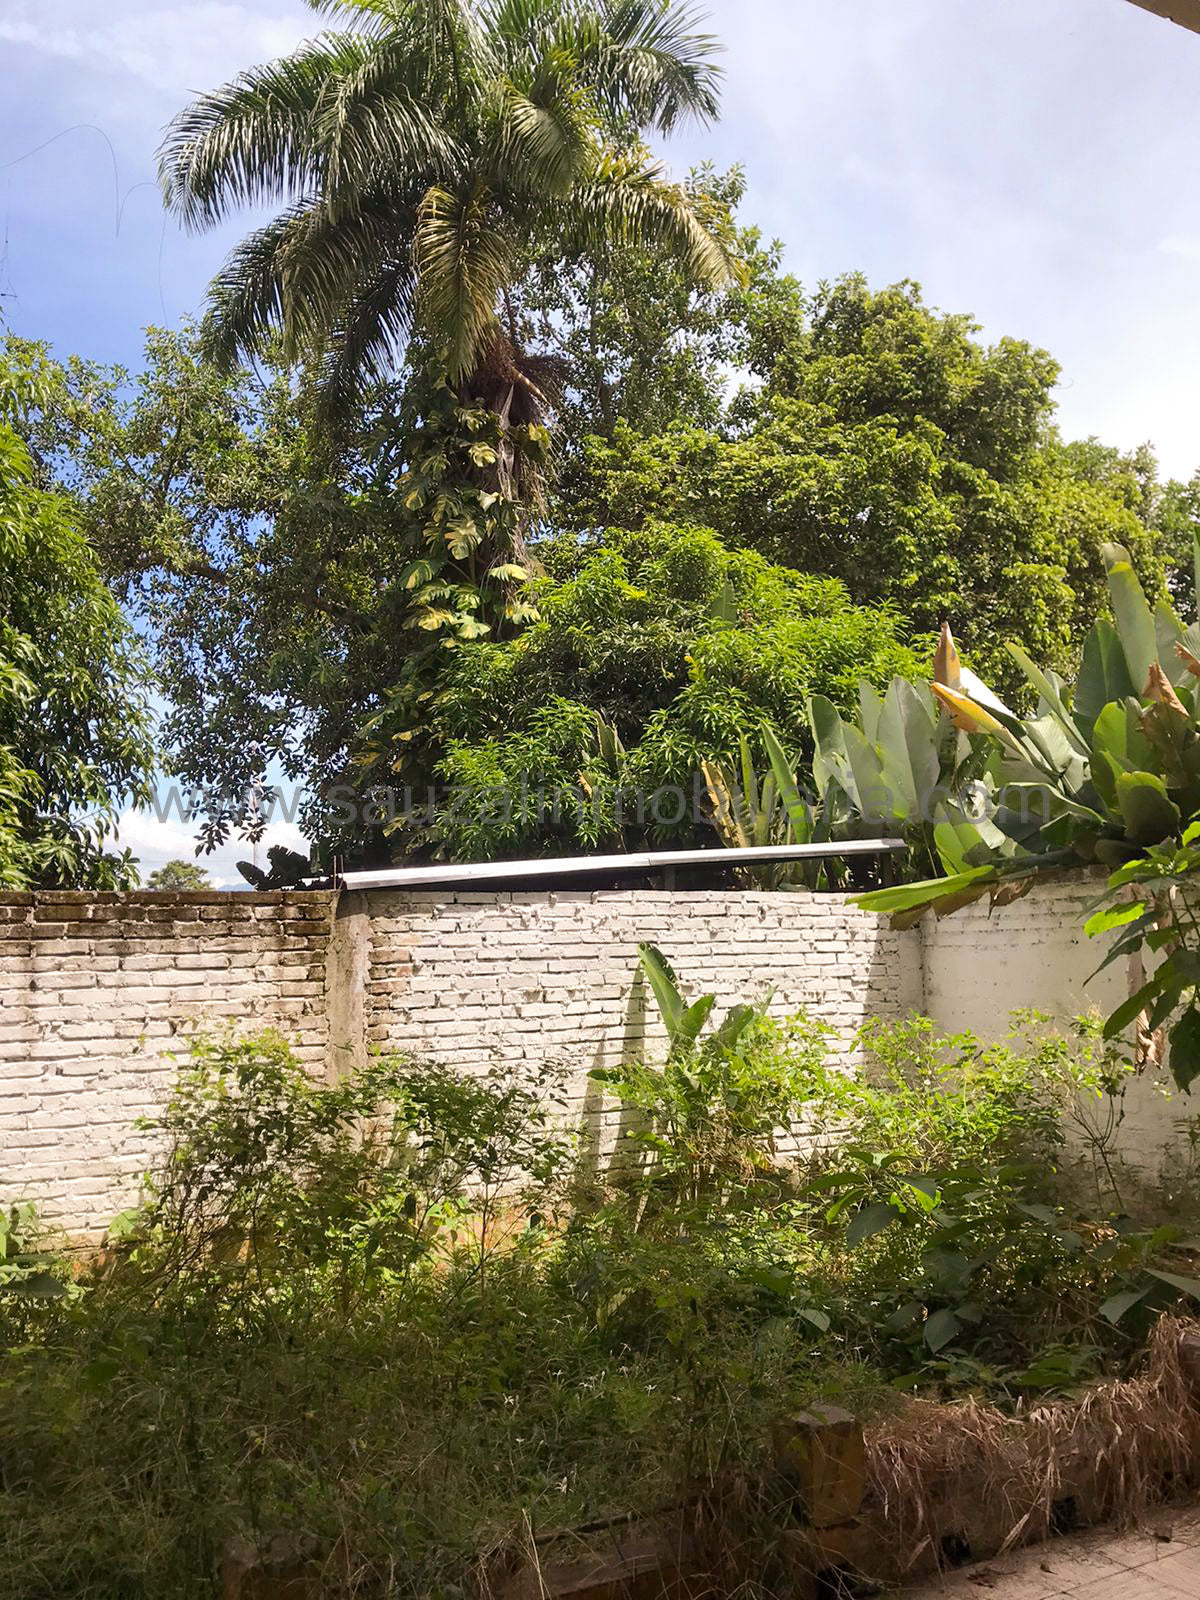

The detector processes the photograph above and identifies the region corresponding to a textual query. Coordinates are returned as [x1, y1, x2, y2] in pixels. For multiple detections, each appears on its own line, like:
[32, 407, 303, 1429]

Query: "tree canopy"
[407, 520, 921, 858]
[158, 0, 733, 422]
[146, 859, 213, 891]
[18, 161, 1200, 873]
[561, 270, 1171, 697]
[0, 344, 153, 887]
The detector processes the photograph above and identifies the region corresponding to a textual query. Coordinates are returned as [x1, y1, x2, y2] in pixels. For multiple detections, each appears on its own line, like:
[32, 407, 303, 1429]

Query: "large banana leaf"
[1102, 543, 1159, 694]
[1076, 619, 1138, 729]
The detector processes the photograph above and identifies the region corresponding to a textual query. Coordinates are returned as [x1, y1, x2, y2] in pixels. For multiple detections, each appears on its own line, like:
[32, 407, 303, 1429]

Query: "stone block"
[772, 1403, 865, 1528]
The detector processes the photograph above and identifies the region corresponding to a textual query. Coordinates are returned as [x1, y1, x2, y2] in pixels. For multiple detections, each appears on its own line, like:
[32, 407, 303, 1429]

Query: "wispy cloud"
[0, 4, 311, 98]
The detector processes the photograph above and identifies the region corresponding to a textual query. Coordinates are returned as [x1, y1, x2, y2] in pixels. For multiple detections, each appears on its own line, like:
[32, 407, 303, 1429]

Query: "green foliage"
[520, 162, 765, 499]
[423, 520, 921, 858]
[146, 859, 212, 891]
[566, 274, 1169, 698]
[0, 344, 153, 887]
[2, 1011, 1200, 1596]
[699, 641, 1001, 890]
[136, 1029, 574, 1306]
[590, 943, 827, 1206]
[701, 728, 835, 890]
[0, 1202, 71, 1306]
[19, 329, 555, 861]
[158, 0, 731, 417]
[854, 540, 1200, 1089]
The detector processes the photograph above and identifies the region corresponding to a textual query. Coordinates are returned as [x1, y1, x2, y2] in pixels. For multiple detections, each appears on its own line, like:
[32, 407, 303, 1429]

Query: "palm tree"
[157, 0, 734, 432]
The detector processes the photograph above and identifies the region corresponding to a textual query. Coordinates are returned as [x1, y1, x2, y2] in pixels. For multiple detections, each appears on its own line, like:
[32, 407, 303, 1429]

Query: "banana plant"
[701, 732, 835, 890]
[858, 540, 1200, 1089]
[634, 941, 759, 1062]
[702, 661, 1003, 895]
[803, 665, 1004, 886]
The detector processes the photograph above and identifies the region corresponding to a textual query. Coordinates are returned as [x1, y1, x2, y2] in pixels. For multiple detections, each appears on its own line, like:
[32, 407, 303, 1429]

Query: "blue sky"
[2, 0, 1199, 877]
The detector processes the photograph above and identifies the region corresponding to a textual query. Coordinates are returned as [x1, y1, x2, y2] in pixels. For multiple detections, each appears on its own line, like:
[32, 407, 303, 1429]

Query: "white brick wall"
[0, 878, 1179, 1238]
[0, 891, 333, 1237]
[364, 886, 923, 1069]
[362, 888, 925, 1163]
[922, 878, 1185, 1192]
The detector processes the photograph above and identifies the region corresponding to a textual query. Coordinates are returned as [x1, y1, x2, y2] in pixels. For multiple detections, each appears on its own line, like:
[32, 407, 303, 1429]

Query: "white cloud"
[115, 806, 309, 889]
[0, 3, 313, 98]
[1159, 236, 1200, 263]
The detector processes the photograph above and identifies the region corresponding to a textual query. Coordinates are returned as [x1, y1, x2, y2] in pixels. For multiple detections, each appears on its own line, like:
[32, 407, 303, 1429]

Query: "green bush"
[0, 1016, 1197, 1598]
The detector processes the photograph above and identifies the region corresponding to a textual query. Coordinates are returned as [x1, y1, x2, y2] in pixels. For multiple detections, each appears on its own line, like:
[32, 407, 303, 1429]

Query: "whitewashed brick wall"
[922, 878, 1186, 1192]
[361, 888, 925, 1164]
[0, 891, 333, 1237]
[0, 879, 1180, 1238]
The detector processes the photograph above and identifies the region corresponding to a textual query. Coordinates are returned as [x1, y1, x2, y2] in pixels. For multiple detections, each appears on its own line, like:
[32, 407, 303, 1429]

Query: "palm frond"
[200, 208, 310, 368]
[303, 0, 403, 22]
[202, 186, 416, 368]
[316, 61, 463, 213]
[579, 0, 723, 131]
[567, 148, 738, 288]
[317, 259, 419, 416]
[488, 55, 593, 197]
[414, 181, 512, 379]
[474, 0, 565, 53]
[158, 36, 373, 228]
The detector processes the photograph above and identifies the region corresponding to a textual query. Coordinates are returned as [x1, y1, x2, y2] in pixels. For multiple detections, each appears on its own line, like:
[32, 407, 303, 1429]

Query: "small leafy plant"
[590, 943, 828, 1207]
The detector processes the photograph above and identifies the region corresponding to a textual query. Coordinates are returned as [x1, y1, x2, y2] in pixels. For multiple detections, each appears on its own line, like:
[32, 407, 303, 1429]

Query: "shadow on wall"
[576, 967, 653, 1181]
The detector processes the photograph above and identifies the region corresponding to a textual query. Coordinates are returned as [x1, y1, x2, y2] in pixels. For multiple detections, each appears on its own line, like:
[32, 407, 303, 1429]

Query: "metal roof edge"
[331, 839, 907, 891]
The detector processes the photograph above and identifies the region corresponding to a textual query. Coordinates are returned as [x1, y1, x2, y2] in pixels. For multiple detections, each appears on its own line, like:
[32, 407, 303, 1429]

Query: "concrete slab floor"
[890, 1504, 1200, 1599]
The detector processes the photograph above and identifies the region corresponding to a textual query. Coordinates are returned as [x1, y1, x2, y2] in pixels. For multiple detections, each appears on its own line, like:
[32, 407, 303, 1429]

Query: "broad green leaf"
[901, 1173, 941, 1203]
[1169, 1007, 1200, 1094]
[399, 558, 439, 590]
[1155, 599, 1191, 688]
[6, 1271, 65, 1299]
[1147, 1267, 1200, 1301]
[637, 942, 684, 1039]
[933, 802, 1011, 875]
[846, 1201, 900, 1246]
[1092, 700, 1154, 773]
[1103, 544, 1158, 694]
[711, 1002, 756, 1053]
[1006, 643, 1091, 757]
[1103, 973, 1168, 1040]
[858, 681, 884, 745]
[674, 993, 716, 1049]
[885, 1300, 924, 1332]
[1115, 770, 1180, 845]
[808, 695, 855, 803]
[798, 1307, 831, 1333]
[454, 616, 491, 639]
[1076, 619, 1137, 728]
[761, 722, 812, 831]
[1100, 1285, 1150, 1324]
[1083, 901, 1146, 938]
[923, 1307, 963, 1352]
[877, 677, 940, 817]
[856, 868, 994, 915]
